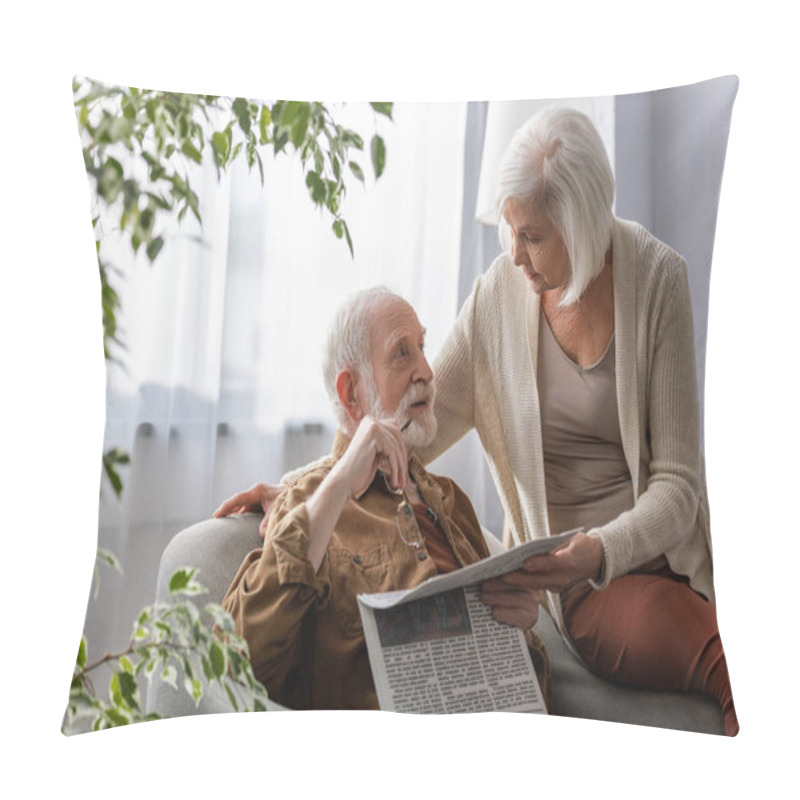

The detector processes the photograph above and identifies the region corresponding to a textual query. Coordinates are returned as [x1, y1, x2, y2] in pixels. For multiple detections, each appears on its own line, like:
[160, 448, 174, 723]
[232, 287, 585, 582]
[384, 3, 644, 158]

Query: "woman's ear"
[336, 369, 364, 423]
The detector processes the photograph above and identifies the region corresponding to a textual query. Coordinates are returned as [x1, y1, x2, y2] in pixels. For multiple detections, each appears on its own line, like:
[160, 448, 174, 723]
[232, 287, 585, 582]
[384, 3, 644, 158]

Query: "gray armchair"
[146, 514, 723, 733]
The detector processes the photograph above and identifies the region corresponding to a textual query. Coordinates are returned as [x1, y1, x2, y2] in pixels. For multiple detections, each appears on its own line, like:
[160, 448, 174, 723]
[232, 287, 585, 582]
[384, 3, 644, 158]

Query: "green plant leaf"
[273, 129, 289, 154]
[255, 149, 264, 185]
[185, 676, 203, 704]
[209, 642, 226, 679]
[181, 141, 203, 165]
[146, 236, 164, 262]
[96, 547, 123, 573]
[77, 637, 87, 670]
[161, 664, 178, 689]
[232, 97, 251, 135]
[349, 161, 365, 183]
[110, 671, 122, 706]
[224, 683, 239, 711]
[169, 568, 194, 594]
[369, 102, 393, 119]
[305, 171, 326, 205]
[279, 100, 301, 127]
[105, 707, 130, 727]
[259, 105, 271, 145]
[118, 670, 140, 711]
[97, 157, 124, 203]
[204, 603, 235, 633]
[211, 129, 231, 168]
[371, 135, 386, 179]
[342, 219, 354, 257]
[290, 104, 311, 149]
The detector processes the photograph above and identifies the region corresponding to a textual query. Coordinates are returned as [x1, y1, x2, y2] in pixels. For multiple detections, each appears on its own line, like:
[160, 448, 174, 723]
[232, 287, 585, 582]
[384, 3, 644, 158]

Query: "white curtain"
[90, 101, 468, 654]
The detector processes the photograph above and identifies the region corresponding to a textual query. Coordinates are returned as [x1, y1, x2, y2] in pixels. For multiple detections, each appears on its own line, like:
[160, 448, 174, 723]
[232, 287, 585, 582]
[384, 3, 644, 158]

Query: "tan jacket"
[223, 431, 548, 710]
[421, 218, 715, 639]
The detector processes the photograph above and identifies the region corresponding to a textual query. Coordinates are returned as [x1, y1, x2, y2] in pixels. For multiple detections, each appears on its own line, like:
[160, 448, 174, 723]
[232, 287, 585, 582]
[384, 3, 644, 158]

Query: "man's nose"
[414, 352, 434, 384]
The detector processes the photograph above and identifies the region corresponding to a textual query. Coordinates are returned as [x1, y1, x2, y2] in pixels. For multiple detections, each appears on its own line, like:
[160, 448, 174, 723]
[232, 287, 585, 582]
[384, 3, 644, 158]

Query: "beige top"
[537, 309, 634, 538]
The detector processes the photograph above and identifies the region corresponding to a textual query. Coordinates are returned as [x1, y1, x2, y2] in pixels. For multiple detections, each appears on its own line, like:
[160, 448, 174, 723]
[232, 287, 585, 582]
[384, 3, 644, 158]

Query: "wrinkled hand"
[214, 483, 284, 539]
[301, 416, 409, 572]
[488, 533, 604, 594]
[480, 578, 543, 630]
[332, 415, 409, 500]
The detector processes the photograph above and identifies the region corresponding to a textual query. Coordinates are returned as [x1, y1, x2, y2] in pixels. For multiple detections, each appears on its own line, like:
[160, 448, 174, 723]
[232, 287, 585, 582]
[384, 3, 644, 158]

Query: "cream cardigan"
[421, 217, 715, 635]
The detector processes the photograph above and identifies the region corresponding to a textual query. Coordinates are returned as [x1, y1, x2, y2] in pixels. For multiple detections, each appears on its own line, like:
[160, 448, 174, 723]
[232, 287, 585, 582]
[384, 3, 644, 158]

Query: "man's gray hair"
[494, 106, 615, 306]
[322, 286, 401, 430]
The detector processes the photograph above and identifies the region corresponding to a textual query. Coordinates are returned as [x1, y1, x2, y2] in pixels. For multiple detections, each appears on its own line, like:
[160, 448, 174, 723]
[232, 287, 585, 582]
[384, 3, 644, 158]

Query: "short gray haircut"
[495, 106, 615, 306]
[322, 286, 401, 430]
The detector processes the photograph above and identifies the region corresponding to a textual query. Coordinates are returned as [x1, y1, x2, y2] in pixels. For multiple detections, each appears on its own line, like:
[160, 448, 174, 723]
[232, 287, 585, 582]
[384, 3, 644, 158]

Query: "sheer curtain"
[89, 101, 468, 654]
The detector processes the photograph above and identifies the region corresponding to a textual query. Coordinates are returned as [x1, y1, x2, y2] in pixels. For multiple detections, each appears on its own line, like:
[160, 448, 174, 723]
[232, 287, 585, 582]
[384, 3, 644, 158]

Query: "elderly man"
[219, 287, 547, 710]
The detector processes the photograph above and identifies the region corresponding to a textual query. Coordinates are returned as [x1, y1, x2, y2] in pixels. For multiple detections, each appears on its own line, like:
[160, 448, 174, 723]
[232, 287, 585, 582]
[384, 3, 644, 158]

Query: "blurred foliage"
[69, 79, 392, 730]
[73, 76, 392, 493]
[63, 566, 268, 734]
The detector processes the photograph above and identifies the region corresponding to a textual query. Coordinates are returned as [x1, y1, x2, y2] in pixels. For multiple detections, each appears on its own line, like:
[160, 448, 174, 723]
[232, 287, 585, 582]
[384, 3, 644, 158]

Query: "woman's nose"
[511, 237, 528, 267]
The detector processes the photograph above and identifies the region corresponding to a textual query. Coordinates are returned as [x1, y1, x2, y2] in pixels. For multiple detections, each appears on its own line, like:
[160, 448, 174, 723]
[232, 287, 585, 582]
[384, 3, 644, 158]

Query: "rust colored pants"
[562, 567, 739, 736]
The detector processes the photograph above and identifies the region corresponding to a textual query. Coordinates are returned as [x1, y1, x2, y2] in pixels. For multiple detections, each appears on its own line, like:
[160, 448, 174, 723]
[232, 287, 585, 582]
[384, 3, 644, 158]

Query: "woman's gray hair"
[495, 106, 615, 306]
[322, 286, 400, 430]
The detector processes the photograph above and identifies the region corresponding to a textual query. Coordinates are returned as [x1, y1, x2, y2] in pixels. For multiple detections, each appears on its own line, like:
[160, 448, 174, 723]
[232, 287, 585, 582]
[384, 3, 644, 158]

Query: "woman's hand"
[522, 533, 604, 591]
[214, 483, 285, 539]
[486, 533, 605, 595]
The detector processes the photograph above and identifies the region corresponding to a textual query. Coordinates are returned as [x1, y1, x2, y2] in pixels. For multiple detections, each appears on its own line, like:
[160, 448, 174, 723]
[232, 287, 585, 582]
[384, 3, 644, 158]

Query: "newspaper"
[357, 528, 578, 714]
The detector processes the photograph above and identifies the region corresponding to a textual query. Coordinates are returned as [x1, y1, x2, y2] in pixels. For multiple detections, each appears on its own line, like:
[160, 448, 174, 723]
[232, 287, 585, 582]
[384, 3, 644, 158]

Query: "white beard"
[363, 374, 438, 452]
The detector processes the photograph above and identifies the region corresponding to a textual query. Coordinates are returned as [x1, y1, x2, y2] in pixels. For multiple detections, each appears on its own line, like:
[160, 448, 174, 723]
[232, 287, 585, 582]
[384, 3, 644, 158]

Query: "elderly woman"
[420, 106, 737, 735]
[217, 107, 737, 734]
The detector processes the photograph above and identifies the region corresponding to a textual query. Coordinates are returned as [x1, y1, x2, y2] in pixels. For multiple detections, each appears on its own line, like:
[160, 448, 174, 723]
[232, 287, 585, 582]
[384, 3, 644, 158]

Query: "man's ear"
[336, 369, 364, 423]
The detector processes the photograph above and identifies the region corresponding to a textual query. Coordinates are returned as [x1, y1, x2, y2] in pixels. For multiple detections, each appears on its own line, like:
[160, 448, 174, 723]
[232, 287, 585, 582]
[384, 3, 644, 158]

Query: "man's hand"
[305, 416, 409, 571]
[214, 483, 284, 539]
[332, 415, 409, 499]
[479, 579, 543, 630]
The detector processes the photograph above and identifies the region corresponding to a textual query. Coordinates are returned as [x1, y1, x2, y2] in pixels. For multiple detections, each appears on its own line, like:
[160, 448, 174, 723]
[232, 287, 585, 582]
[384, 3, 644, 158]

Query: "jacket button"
[352, 555, 363, 564]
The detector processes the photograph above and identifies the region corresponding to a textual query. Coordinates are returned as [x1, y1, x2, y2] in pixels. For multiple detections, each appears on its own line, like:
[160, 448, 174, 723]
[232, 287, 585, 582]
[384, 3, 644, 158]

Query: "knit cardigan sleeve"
[590, 249, 704, 586]
[418, 279, 481, 464]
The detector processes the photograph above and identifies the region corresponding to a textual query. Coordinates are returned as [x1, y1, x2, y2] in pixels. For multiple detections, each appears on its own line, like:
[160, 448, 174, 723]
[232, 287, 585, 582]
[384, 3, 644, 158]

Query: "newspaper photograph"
[357, 529, 579, 714]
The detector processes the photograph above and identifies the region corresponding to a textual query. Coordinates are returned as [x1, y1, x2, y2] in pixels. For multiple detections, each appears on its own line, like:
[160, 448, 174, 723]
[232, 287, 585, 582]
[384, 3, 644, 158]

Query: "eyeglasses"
[381, 471, 437, 550]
